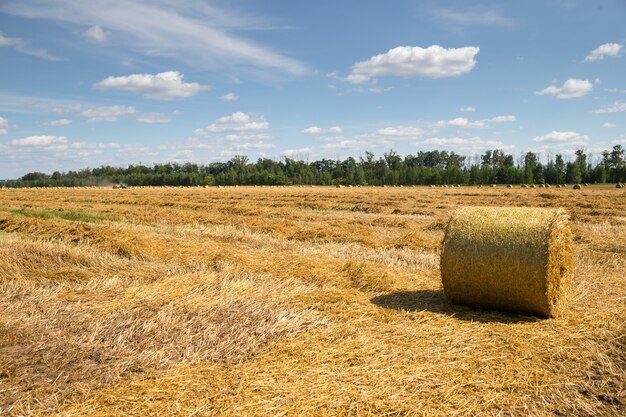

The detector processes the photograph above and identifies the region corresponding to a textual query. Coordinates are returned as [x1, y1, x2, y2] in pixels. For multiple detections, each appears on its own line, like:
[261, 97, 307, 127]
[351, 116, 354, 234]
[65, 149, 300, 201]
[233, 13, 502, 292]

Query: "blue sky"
[1, 0, 625, 178]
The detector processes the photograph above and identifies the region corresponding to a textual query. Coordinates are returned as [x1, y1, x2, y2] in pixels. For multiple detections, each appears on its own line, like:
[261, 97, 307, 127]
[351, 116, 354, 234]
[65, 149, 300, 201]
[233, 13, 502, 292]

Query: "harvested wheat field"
[0, 185, 624, 416]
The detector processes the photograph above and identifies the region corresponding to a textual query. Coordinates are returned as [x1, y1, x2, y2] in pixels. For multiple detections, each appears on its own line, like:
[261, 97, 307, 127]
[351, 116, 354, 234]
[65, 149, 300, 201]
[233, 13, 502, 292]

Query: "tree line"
[2, 145, 625, 188]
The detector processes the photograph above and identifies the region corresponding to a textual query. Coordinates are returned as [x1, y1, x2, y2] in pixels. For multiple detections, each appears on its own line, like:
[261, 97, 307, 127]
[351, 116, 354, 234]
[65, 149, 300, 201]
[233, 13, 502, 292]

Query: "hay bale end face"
[440, 206, 573, 318]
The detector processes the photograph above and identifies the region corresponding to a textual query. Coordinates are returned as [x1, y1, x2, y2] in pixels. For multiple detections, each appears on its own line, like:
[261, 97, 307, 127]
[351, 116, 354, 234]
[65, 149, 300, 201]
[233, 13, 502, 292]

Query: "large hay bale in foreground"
[440, 206, 573, 317]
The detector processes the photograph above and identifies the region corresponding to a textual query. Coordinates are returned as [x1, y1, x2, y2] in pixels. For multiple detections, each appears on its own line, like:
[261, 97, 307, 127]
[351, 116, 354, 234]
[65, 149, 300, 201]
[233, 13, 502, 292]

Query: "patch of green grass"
[1, 207, 105, 223]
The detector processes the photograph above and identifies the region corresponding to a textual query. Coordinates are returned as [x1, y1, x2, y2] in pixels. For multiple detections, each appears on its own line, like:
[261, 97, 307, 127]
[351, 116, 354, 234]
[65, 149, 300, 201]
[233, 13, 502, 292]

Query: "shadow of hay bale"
[371, 290, 540, 323]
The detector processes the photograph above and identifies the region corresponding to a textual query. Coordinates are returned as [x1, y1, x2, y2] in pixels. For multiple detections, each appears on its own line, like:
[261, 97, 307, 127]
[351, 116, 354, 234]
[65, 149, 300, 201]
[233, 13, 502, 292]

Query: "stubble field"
[0, 185, 624, 416]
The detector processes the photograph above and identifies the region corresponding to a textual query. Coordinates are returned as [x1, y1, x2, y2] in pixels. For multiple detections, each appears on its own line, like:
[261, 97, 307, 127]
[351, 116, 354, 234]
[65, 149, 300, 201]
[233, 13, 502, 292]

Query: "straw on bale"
[440, 206, 573, 318]
[573, 184, 582, 190]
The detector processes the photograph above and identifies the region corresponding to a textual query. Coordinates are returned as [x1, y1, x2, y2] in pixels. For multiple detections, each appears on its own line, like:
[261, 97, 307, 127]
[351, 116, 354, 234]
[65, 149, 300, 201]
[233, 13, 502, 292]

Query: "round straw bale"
[440, 206, 573, 318]
[573, 184, 582, 190]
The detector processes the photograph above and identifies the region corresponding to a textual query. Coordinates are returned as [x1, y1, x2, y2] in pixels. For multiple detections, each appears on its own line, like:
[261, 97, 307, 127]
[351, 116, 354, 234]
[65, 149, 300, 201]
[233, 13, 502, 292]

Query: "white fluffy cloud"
[302, 126, 323, 135]
[602, 122, 616, 128]
[49, 103, 82, 115]
[0, 116, 8, 135]
[220, 93, 239, 102]
[376, 126, 423, 137]
[488, 115, 516, 123]
[224, 133, 272, 142]
[433, 117, 483, 129]
[43, 118, 72, 126]
[460, 106, 476, 112]
[83, 25, 107, 42]
[414, 136, 512, 151]
[194, 112, 268, 135]
[136, 112, 172, 124]
[234, 141, 274, 150]
[595, 100, 626, 113]
[94, 71, 208, 100]
[584, 43, 623, 62]
[432, 115, 516, 129]
[282, 147, 313, 157]
[535, 78, 593, 99]
[531, 131, 589, 145]
[10, 135, 68, 146]
[81, 105, 136, 122]
[302, 126, 342, 135]
[346, 45, 479, 83]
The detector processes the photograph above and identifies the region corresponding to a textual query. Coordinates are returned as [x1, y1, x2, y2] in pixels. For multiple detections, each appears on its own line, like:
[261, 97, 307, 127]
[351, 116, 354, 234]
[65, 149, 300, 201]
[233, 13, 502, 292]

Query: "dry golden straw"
[440, 206, 574, 318]
[1, 187, 624, 416]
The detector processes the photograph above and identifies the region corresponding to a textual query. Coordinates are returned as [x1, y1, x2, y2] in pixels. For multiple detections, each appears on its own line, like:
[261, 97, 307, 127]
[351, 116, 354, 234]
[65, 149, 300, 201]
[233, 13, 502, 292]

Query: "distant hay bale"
[530, 184, 536, 188]
[545, 184, 551, 188]
[573, 184, 582, 190]
[556, 184, 562, 188]
[490, 184, 497, 188]
[521, 184, 528, 188]
[616, 183, 624, 189]
[507, 184, 513, 188]
[440, 206, 573, 318]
